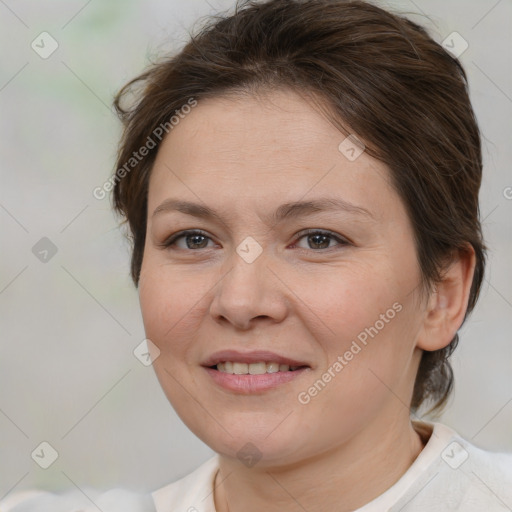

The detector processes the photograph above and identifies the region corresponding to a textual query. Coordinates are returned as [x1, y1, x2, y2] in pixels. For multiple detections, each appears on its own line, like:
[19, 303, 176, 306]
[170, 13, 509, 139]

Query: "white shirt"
[0, 488, 156, 512]
[152, 422, 512, 512]
[2, 422, 512, 511]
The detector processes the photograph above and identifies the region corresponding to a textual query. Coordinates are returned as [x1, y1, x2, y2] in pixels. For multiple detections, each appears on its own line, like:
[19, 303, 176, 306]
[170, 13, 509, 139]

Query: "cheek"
[137, 257, 209, 416]
[293, 263, 403, 344]
[138, 256, 206, 357]
[292, 260, 421, 386]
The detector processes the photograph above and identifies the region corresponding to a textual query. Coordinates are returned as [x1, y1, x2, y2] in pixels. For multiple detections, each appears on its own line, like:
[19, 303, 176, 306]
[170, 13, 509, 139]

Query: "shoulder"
[151, 455, 219, 512]
[445, 437, 512, 511]
[0, 455, 220, 512]
[415, 422, 512, 510]
[0, 488, 155, 512]
[460, 435, 512, 488]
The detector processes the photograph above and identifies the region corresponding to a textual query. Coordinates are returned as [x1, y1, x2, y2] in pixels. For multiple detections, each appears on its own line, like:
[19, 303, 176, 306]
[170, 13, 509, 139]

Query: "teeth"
[233, 362, 248, 374]
[215, 362, 302, 374]
[249, 362, 267, 375]
[266, 362, 279, 373]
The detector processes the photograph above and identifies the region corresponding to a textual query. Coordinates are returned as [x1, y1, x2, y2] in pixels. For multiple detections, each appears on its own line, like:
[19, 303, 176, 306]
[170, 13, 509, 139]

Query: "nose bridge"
[210, 241, 287, 328]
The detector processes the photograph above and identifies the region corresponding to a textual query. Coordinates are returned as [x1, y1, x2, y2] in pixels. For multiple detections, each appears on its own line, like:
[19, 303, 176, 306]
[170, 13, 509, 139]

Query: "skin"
[138, 88, 476, 512]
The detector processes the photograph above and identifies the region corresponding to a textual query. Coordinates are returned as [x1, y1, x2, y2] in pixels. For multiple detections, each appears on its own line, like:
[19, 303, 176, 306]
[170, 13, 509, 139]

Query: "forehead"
[148, 89, 399, 221]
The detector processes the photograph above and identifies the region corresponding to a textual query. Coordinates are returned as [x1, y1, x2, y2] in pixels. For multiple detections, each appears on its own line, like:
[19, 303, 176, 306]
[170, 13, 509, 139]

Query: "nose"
[208, 250, 288, 331]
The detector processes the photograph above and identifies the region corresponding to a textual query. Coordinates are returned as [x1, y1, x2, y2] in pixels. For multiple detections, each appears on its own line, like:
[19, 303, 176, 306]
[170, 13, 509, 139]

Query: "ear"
[416, 245, 476, 351]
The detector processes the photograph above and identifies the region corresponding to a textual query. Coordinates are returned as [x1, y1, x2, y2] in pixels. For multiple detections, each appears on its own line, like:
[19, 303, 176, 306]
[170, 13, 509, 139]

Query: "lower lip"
[203, 367, 309, 393]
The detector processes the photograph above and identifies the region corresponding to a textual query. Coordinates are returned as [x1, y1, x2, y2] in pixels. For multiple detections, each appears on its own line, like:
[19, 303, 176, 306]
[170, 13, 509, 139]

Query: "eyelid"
[158, 228, 351, 251]
[158, 229, 214, 249]
[292, 228, 351, 250]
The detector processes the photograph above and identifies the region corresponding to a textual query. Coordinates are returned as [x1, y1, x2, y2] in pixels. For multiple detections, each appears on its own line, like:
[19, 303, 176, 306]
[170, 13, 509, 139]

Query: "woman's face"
[139, 89, 428, 466]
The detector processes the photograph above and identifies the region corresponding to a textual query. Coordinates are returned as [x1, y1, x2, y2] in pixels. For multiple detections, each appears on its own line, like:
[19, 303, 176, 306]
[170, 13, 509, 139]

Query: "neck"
[214, 415, 427, 512]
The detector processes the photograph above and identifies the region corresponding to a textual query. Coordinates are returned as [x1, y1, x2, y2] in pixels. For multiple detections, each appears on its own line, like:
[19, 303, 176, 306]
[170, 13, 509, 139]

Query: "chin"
[181, 410, 316, 467]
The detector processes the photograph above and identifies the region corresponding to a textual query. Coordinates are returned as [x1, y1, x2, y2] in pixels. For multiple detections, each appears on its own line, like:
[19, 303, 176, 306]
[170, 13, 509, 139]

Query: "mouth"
[209, 361, 309, 374]
[201, 350, 311, 393]
[202, 349, 311, 372]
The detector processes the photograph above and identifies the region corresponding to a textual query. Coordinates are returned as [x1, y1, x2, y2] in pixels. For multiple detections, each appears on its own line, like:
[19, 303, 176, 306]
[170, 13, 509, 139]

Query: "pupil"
[188, 234, 207, 249]
[310, 234, 329, 249]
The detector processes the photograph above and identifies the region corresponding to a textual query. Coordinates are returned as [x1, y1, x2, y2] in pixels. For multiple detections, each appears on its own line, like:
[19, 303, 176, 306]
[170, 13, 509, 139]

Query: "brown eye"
[161, 230, 214, 250]
[294, 230, 350, 251]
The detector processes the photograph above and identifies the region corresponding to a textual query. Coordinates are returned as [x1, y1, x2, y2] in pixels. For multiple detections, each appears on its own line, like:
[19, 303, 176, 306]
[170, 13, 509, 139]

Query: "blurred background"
[1, 0, 511, 497]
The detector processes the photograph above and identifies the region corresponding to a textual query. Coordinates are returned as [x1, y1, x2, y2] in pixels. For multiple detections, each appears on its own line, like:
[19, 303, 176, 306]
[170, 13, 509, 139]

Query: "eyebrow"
[152, 197, 375, 225]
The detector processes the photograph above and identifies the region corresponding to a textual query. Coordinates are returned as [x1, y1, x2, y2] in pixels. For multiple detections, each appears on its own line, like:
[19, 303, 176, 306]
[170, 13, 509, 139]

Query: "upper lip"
[202, 350, 311, 368]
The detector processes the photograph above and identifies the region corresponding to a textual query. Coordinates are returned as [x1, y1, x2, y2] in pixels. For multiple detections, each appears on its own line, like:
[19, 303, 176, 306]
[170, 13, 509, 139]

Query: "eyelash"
[159, 229, 350, 252]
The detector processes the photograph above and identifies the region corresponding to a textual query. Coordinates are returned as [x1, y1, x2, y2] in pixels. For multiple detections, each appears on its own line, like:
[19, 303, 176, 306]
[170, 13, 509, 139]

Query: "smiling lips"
[202, 350, 311, 393]
[216, 361, 304, 374]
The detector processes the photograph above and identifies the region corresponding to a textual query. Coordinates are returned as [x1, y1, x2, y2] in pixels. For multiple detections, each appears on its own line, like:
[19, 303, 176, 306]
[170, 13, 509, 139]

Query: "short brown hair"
[112, 0, 486, 415]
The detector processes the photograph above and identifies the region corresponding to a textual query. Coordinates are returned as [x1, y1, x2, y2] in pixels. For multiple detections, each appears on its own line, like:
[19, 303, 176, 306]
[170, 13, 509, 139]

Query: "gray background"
[1, 0, 511, 497]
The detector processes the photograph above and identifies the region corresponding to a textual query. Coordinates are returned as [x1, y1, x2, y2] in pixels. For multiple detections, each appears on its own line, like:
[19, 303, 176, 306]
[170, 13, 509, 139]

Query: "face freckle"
[138, 89, 427, 465]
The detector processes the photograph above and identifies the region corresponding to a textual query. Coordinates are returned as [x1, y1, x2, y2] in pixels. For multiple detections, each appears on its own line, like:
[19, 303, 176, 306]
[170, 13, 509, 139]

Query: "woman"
[3, 0, 511, 510]
[111, 0, 512, 509]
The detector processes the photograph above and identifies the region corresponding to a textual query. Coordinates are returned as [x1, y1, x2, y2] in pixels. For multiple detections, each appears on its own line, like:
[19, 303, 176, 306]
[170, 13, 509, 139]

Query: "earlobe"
[417, 246, 476, 352]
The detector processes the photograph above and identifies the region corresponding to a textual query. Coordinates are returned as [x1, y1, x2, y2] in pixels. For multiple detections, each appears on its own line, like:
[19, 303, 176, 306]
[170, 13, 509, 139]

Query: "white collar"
[152, 421, 457, 512]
